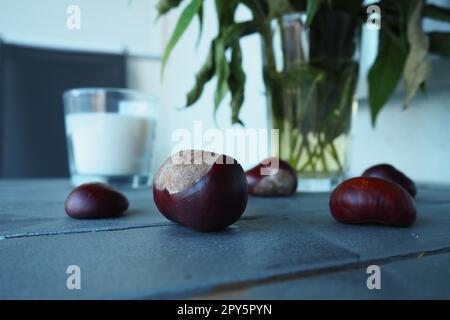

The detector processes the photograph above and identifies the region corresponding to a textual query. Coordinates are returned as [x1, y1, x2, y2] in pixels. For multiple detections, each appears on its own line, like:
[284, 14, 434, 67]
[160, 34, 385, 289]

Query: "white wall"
[1, 0, 449, 183]
[353, 86, 450, 184]
[0, 0, 162, 56]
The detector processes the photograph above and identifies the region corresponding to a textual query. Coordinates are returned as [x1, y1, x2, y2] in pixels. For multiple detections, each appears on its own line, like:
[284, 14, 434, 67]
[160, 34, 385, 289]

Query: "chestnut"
[245, 157, 297, 197]
[329, 177, 416, 227]
[362, 164, 417, 197]
[153, 150, 248, 232]
[65, 183, 129, 219]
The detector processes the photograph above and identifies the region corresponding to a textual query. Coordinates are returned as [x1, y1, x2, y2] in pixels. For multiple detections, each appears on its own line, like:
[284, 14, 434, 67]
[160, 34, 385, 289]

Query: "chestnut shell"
[65, 183, 129, 219]
[362, 164, 417, 197]
[245, 158, 297, 197]
[153, 153, 248, 232]
[329, 177, 417, 227]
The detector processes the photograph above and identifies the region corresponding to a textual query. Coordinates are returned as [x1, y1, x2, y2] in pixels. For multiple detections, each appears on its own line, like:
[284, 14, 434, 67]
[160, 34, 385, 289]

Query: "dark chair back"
[0, 42, 126, 177]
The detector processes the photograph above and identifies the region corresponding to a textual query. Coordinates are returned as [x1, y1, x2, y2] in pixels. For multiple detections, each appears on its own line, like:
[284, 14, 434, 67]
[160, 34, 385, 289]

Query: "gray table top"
[0, 179, 449, 299]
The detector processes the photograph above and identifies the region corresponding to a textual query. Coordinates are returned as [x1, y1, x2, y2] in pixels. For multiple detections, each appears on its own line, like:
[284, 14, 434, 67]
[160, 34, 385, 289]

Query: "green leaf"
[161, 0, 203, 78]
[368, 30, 407, 126]
[211, 0, 238, 119]
[429, 32, 450, 58]
[186, 41, 216, 106]
[215, 0, 239, 27]
[196, 2, 204, 46]
[213, 38, 230, 117]
[228, 41, 246, 125]
[305, 0, 324, 27]
[403, 0, 431, 108]
[222, 21, 257, 46]
[185, 21, 258, 110]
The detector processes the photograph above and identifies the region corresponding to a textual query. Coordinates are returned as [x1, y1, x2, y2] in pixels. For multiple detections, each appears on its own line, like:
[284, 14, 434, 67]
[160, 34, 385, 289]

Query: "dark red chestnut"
[65, 183, 129, 219]
[330, 177, 416, 227]
[153, 150, 248, 232]
[362, 164, 417, 197]
[245, 157, 297, 197]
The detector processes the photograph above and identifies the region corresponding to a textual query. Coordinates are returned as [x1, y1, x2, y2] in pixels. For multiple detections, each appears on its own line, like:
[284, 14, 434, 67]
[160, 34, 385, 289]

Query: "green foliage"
[213, 38, 230, 115]
[403, 0, 431, 108]
[228, 41, 246, 125]
[159, 0, 450, 126]
[368, 0, 429, 125]
[196, 2, 204, 45]
[368, 30, 407, 125]
[186, 41, 216, 106]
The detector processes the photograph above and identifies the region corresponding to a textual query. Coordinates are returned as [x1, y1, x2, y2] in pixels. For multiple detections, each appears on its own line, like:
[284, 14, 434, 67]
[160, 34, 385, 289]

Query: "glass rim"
[63, 87, 158, 103]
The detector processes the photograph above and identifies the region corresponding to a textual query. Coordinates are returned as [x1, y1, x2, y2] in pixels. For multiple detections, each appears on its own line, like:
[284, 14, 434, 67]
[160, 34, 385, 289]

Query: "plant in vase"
[157, 0, 450, 190]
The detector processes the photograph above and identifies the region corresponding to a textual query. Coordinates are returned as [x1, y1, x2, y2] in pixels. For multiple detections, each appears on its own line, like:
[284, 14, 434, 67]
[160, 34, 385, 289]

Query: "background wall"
[1, 0, 449, 183]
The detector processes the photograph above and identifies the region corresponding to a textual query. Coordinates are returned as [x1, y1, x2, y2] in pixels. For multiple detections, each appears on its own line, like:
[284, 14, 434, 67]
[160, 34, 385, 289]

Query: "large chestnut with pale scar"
[153, 150, 248, 232]
[245, 158, 297, 197]
[330, 177, 416, 227]
[65, 183, 129, 219]
[362, 163, 417, 197]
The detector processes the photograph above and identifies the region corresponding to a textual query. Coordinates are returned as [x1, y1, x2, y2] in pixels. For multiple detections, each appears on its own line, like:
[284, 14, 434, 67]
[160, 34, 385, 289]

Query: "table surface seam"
[183, 245, 450, 299]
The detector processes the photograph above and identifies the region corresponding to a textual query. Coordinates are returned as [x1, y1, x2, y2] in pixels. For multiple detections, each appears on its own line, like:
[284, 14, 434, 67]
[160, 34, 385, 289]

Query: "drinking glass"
[63, 88, 158, 189]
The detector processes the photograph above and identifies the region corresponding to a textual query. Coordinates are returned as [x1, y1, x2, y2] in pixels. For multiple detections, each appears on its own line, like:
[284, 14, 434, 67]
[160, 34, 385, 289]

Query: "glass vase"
[261, 12, 360, 192]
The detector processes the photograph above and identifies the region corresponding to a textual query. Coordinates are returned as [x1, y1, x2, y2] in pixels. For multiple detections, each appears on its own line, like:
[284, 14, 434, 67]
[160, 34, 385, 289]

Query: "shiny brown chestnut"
[65, 183, 129, 219]
[245, 157, 297, 197]
[329, 177, 416, 227]
[153, 150, 248, 232]
[362, 164, 417, 197]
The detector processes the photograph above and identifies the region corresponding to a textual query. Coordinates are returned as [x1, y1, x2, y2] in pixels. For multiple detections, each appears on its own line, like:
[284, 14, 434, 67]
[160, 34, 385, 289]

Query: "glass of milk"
[63, 88, 158, 189]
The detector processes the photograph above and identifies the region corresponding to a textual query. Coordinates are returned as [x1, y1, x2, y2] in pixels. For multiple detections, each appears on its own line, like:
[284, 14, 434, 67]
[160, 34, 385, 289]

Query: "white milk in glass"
[66, 113, 154, 176]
